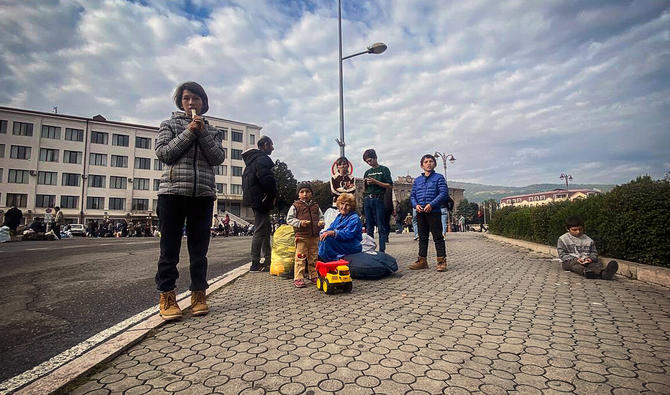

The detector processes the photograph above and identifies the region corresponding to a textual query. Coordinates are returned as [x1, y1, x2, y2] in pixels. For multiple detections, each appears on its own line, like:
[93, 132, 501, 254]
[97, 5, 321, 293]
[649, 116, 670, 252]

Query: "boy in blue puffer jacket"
[409, 154, 449, 271]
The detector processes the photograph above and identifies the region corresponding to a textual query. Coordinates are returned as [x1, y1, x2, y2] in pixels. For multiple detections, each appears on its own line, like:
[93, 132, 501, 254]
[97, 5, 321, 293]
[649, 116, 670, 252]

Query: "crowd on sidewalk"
[99, 81, 619, 323]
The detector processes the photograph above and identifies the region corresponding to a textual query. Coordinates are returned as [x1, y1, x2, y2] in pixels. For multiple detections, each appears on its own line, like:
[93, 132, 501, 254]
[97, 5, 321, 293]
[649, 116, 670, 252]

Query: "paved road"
[0, 236, 254, 382]
[70, 233, 670, 394]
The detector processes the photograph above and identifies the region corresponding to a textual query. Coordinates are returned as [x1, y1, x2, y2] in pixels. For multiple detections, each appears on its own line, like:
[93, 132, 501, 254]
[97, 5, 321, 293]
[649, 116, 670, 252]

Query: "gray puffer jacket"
[156, 113, 226, 198]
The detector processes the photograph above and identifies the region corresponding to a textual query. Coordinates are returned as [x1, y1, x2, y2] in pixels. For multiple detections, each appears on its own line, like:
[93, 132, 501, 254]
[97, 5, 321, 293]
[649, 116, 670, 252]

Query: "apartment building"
[499, 188, 601, 208]
[0, 106, 261, 225]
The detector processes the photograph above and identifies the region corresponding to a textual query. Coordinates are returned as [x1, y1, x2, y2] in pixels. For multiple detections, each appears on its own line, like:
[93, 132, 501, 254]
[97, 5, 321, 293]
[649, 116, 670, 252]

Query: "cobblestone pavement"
[71, 233, 670, 394]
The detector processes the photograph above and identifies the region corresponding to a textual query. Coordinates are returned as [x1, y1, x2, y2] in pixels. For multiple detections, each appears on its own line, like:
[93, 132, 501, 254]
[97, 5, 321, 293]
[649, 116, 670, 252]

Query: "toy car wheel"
[323, 279, 330, 294]
[316, 278, 322, 290]
[344, 283, 353, 293]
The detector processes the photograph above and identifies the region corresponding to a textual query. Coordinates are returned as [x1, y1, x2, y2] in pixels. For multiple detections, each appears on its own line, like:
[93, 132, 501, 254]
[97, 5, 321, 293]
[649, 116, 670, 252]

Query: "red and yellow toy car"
[315, 259, 353, 294]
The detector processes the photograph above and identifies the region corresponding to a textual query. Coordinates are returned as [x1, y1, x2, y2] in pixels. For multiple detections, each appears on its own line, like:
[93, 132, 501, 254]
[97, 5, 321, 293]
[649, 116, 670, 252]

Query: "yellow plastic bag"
[270, 224, 296, 275]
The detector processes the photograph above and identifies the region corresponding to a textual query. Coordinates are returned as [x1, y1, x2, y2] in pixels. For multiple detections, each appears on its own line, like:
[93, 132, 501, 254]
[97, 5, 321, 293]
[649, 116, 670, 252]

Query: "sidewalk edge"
[482, 233, 670, 288]
[15, 263, 251, 395]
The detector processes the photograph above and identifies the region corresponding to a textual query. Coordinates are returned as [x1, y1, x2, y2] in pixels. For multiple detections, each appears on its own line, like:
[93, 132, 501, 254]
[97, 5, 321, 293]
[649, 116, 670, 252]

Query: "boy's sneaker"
[294, 279, 306, 288]
[413, 236, 419, 241]
[249, 262, 262, 272]
[601, 260, 619, 280]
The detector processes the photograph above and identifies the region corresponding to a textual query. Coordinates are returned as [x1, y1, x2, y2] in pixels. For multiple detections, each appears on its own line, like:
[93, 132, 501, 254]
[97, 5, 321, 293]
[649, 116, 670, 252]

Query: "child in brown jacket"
[286, 181, 324, 288]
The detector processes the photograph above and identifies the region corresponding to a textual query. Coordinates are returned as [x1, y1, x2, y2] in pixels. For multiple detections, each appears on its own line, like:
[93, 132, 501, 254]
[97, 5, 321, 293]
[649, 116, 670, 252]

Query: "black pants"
[251, 208, 272, 265]
[562, 258, 603, 278]
[155, 194, 214, 292]
[417, 211, 446, 257]
[53, 224, 61, 239]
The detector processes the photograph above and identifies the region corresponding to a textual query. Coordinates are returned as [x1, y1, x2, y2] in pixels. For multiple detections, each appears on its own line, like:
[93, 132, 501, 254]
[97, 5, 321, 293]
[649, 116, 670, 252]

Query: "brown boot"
[159, 291, 182, 321]
[409, 256, 428, 270]
[436, 257, 447, 272]
[191, 290, 209, 316]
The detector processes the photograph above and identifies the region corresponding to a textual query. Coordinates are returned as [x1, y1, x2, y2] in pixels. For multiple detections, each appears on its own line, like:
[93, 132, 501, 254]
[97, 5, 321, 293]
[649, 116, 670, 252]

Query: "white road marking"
[0, 268, 241, 394]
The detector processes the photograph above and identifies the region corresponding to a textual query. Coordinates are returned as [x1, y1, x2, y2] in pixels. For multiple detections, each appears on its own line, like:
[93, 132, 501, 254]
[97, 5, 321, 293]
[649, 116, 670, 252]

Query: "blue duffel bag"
[343, 251, 398, 279]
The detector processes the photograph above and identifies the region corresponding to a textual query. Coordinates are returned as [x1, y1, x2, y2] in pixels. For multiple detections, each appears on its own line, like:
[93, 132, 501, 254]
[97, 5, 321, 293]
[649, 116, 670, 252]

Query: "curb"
[482, 233, 670, 288]
[12, 263, 251, 395]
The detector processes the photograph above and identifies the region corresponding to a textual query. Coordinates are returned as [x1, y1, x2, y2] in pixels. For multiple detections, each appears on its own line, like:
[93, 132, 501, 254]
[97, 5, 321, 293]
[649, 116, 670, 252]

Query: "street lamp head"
[368, 42, 387, 54]
[448, 155, 456, 163]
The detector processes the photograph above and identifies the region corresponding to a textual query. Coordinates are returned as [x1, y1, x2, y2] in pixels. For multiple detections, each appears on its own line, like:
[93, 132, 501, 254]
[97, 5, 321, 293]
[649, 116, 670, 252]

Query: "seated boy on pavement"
[557, 216, 618, 280]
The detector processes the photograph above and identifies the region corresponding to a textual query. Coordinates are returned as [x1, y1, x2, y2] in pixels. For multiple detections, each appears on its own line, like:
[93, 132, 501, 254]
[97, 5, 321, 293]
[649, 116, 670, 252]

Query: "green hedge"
[489, 176, 670, 268]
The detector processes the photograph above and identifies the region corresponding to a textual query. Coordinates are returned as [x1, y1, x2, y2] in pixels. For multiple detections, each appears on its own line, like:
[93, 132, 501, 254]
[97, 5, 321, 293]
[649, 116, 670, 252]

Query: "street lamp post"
[337, 0, 387, 157]
[560, 173, 573, 199]
[434, 152, 456, 232]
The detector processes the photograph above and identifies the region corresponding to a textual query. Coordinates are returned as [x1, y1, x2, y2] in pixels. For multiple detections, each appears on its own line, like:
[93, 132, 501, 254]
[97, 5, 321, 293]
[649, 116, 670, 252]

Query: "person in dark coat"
[242, 136, 278, 272]
[2, 205, 23, 234]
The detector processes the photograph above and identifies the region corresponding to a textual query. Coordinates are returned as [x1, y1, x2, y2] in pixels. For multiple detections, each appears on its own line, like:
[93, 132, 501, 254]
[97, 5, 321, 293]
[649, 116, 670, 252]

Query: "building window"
[219, 128, 228, 140]
[39, 148, 59, 162]
[133, 178, 149, 190]
[132, 198, 149, 211]
[0, 144, 4, 158]
[231, 149, 242, 160]
[90, 131, 108, 144]
[231, 130, 243, 142]
[41, 125, 61, 139]
[230, 202, 241, 216]
[38, 171, 58, 185]
[88, 174, 106, 188]
[86, 197, 105, 209]
[89, 153, 107, 166]
[62, 173, 81, 187]
[0, 120, 7, 133]
[152, 199, 158, 211]
[136, 136, 151, 149]
[63, 150, 82, 164]
[216, 183, 227, 194]
[231, 184, 243, 195]
[134, 157, 151, 169]
[0, 168, 3, 183]
[153, 179, 160, 191]
[12, 121, 33, 136]
[8, 169, 30, 184]
[110, 155, 128, 168]
[7, 193, 28, 208]
[154, 159, 164, 170]
[65, 128, 84, 141]
[249, 134, 255, 145]
[109, 198, 126, 211]
[35, 194, 56, 208]
[10, 145, 31, 160]
[215, 165, 227, 176]
[232, 166, 243, 177]
[109, 176, 127, 189]
[112, 133, 129, 147]
[60, 195, 79, 209]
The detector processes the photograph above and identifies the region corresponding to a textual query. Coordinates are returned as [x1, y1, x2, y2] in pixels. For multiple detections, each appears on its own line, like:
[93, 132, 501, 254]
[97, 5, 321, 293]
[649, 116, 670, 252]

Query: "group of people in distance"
[150, 81, 618, 321]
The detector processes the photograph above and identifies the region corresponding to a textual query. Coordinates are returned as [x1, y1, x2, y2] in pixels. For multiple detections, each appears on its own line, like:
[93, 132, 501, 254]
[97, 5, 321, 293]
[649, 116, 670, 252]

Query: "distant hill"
[448, 181, 616, 203]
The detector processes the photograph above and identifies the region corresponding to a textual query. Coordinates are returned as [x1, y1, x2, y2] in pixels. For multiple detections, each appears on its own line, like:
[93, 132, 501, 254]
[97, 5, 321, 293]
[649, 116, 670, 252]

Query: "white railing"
[219, 210, 250, 227]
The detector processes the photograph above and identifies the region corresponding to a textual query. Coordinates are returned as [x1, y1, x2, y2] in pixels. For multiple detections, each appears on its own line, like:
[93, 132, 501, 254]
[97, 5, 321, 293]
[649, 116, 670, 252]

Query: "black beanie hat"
[297, 181, 313, 194]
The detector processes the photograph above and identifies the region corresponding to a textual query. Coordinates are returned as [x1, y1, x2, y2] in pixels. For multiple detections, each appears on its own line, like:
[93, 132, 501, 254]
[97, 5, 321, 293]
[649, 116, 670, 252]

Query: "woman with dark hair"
[330, 156, 356, 205]
[154, 81, 226, 321]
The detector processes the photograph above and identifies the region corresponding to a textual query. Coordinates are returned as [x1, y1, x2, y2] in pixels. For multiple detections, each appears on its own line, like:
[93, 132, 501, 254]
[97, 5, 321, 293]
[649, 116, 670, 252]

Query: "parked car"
[69, 223, 85, 236]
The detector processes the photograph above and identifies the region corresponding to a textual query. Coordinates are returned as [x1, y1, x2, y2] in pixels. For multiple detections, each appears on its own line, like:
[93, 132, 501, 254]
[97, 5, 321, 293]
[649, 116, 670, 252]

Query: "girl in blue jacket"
[409, 154, 449, 271]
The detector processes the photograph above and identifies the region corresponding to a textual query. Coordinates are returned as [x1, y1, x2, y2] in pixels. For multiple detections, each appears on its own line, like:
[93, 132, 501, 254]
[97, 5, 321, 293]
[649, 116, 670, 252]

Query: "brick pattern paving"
[71, 233, 670, 394]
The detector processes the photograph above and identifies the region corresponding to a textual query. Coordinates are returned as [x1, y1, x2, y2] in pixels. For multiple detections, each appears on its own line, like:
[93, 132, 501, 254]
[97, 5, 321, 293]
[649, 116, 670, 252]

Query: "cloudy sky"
[1, 0, 669, 186]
